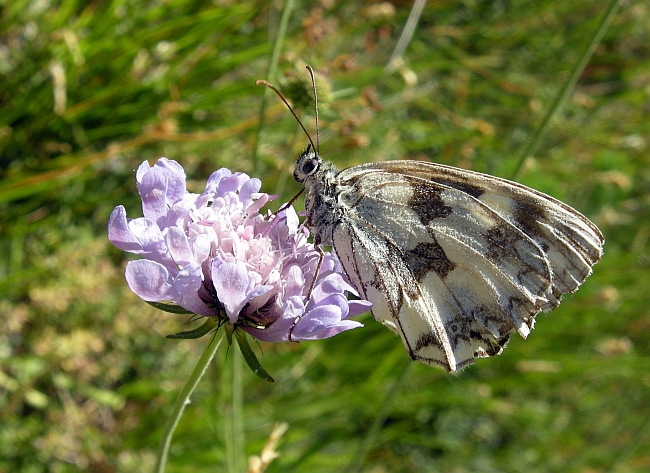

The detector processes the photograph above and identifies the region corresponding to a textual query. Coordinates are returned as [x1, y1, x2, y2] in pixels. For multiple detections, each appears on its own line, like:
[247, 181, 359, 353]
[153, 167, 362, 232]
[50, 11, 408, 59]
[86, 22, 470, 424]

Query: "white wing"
[332, 162, 603, 372]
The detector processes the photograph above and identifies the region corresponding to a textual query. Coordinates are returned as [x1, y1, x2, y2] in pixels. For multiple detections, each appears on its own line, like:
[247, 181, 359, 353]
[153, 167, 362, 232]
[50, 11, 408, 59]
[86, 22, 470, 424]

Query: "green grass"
[1, 0, 649, 472]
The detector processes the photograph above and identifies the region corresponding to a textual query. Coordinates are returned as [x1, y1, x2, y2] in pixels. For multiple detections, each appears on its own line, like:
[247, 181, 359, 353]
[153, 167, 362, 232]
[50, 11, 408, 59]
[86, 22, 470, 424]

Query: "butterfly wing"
[331, 162, 603, 372]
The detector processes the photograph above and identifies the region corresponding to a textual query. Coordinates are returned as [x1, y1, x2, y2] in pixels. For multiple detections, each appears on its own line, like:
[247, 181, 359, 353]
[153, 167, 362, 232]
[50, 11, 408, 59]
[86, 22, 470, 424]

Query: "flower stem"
[154, 335, 224, 473]
[224, 341, 246, 473]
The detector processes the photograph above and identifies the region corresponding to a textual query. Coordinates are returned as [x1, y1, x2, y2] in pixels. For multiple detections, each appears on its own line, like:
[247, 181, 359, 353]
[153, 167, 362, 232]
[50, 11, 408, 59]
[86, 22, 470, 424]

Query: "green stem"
[510, 0, 623, 180]
[221, 342, 246, 473]
[154, 335, 224, 473]
[233, 342, 245, 472]
[251, 0, 295, 174]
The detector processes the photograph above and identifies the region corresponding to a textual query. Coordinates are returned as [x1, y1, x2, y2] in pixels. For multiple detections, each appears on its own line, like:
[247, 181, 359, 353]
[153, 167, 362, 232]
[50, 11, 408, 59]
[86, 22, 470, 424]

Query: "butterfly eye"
[302, 157, 319, 176]
[293, 151, 322, 183]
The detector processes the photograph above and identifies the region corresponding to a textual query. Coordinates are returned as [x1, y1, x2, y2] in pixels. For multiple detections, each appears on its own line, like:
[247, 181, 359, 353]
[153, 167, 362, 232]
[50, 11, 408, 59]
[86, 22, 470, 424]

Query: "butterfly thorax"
[293, 150, 353, 247]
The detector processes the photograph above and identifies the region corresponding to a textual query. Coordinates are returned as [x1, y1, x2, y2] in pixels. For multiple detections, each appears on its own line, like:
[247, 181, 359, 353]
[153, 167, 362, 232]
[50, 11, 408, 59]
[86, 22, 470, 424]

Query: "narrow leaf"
[147, 301, 194, 315]
[234, 329, 275, 382]
[166, 318, 220, 339]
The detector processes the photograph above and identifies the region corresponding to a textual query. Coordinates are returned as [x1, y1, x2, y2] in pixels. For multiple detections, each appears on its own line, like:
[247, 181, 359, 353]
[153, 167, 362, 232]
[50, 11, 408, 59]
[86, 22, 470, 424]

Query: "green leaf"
[233, 329, 274, 382]
[166, 318, 220, 339]
[147, 301, 195, 315]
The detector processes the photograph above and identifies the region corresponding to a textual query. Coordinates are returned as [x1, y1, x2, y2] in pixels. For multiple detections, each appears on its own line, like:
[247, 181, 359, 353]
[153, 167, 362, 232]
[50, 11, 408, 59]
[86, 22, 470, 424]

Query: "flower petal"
[155, 158, 187, 204]
[108, 206, 168, 258]
[347, 299, 373, 318]
[128, 218, 165, 255]
[218, 173, 249, 195]
[125, 260, 172, 301]
[292, 303, 363, 341]
[135, 160, 151, 183]
[190, 233, 211, 265]
[283, 265, 305, 299]
[108, 206, 142, 252]
[138, 165, 169, 224]
[212, 261, 272, 322]
[171, 262, 214, 316]
[165, 226, 193, 266]
[204, 168, 232, 195]
[238, 177, 262, 207]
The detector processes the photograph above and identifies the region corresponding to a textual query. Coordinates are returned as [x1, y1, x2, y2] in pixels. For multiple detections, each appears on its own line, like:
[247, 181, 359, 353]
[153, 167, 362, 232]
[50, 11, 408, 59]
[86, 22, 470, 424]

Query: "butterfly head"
[293, 147, 322, 183]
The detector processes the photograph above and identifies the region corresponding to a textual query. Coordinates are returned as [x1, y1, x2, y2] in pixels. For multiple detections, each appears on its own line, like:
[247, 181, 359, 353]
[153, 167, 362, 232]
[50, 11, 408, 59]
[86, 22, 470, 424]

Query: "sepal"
[166, 317, 220, 339]
[233, 327, 275, 383]
[147, 300, 194, 315]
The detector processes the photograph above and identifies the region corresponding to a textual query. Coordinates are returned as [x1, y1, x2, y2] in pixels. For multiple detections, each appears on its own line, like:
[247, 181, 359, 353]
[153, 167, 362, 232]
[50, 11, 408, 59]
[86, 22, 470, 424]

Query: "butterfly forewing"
[339, 161, 603, 295]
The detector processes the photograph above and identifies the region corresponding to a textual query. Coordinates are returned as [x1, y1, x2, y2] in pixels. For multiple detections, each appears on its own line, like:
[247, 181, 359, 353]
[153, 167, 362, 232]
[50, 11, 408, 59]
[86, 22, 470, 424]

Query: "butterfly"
[294, 154, 604, 372]
[262, 72, 604, 372]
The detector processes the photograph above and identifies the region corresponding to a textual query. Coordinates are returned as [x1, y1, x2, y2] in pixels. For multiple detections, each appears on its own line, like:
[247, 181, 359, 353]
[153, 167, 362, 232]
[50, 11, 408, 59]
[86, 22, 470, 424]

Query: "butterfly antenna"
[255, 79, 317, 154]
[305, 65, 320, 154]
[256, 73, 323, 306]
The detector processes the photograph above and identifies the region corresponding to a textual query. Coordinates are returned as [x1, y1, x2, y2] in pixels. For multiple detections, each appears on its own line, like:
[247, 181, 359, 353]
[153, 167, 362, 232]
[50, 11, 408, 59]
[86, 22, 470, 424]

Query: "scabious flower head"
[108, 158, 370, 342]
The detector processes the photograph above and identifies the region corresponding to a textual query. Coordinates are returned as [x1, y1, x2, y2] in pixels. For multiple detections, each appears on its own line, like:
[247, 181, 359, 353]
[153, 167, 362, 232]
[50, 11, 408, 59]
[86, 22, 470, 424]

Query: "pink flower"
[108, 158, 370, 342]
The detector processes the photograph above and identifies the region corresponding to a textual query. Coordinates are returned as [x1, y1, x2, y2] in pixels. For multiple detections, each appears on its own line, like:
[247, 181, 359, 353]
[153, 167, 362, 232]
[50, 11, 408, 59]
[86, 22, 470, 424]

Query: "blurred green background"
[1, 0, 649, 472]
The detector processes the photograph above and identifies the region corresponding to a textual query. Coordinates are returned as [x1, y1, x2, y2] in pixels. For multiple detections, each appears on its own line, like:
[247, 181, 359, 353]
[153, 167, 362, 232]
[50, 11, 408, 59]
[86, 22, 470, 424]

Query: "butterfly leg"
[287, 245, 324, 342]
[306, 245, 325, 302]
